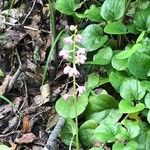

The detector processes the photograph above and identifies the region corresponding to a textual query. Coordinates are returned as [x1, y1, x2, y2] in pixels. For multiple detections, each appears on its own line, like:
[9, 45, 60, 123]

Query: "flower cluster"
[59, 25, 87, 100]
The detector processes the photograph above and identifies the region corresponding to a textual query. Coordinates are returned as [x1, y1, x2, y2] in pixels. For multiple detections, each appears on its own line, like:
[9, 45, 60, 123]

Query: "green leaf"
[79, 120, 98, 147]
[111, 52, 128, 71]
[94, 123, 122, 143]
[60, 118, 76, 146]
[128, 52, 150, 79]
[141, 81, 150, 92]
[86, 94, 118, 115]
[136, 123, 150, 150]
[144, 93, 150, 109]
[133, 8, 150, 31]
[81, 24, 108, 51]
[120, 78, 146, 100]
[88, 47, 113, 65]
[55, 0, 77, 15]
[136, 31, 145, 43]
[87, 109, 122, 125]
[87, 73, 99, 89]
[0, 145, 10, 150]
[109, 71, 127, 91]
[119, 99, 145, 113]
[112, 141, 137, 150]
[116, 43, 142, 59]
[100, 0, 125, 21]
[75, 5, 102, 22]
[0, 69, 4, 77]
[123, 120, 140, 138]
[104, 22, 127, 34]
[147, 110, 150, 124]
[55, 94, 88, 118]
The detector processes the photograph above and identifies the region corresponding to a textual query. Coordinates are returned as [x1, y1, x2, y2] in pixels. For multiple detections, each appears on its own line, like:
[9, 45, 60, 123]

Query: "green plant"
[54, 0, 150, 149]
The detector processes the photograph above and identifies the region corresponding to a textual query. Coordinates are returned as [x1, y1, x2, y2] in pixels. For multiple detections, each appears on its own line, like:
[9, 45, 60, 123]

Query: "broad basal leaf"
[55, 94, 88, 118]
[144, 93, 150, 109]
[128, 52, 150, 79]
[120, 78, 146, 100]
[109, 71, 127, 91]
[76, 5, 102, 22]
[104, 22, 127, 34]
[100, 0, 125, 21]
[55, 0, 77, 15]
[79, 120, 98, 147]
[81, 24, 108, 51]
[86, 94, 118, 115]
[60, 118, 76, 146]
[133, 8, 150, 31]
[119, 99, 145, 113]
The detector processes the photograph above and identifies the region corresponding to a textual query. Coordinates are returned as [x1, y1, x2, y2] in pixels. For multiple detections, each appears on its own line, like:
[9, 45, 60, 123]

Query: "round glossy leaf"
[119, 99, 145, 113]
[92, 47, 113, 65]
[141, 80, 150, 92]
[75, 5, 102, 22]
[123, 120, 140, 138]
[55, 0, 77, 15]
[79, 120, 98, 147]
[81, 24, 108, 51]
[109, 71, 127, 91]
[144, 93, 150, 109]
[133, 8, 150, 31]
[60, 118, 76, 146]
[128, 52, 150, 79]
[104, 22, 127, 34]
[55, 94, 88, 118]
[112, 53, 128, 71]
[100, 0, 125, 21]
[87, 73, 99, 89]
[0, 145, 10, 150]
[86, 94, 118, 115]
[113, 141, 137, 150]
[120, 78, 146, 100]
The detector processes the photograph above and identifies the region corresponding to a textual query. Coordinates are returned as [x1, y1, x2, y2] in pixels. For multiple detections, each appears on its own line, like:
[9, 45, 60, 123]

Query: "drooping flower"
[76, 48, 86, 55]
[70, 25, 77, 31]
[62, 93, 70, 100]
[76, 54, 87, 64]
[75, 34, 82, 43]
[63, 65, 72, 74]
[59, 50, 70, 60]
[69, 68, 80, 77]
[63, 36, 73, 45]
[77, 85, 85, 95]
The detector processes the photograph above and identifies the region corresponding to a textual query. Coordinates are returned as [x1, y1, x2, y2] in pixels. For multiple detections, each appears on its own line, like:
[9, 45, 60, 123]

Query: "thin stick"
[44, 117, 65, 150]
[0, 21, 51, 34]
[22, 0, 37, 25]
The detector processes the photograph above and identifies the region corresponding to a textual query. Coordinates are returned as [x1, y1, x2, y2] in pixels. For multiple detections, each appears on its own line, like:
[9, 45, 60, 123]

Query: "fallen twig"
[0, 21, 51, 34]
[44, 117, 65, 150]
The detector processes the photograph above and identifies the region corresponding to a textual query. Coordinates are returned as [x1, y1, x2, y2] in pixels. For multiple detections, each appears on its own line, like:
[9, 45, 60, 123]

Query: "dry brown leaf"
[15, 132, 36, 144]
[22, 114, 31, 133]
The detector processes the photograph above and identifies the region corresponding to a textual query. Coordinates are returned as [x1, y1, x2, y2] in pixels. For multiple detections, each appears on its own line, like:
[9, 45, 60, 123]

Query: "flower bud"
[63, 65, 72, 74]
[70, 25, 77, 31]
[69, 68, 80, 77]
[75, 34, 82, 43]
[77, 86, 85, 95]
[63, 36, 73, 45]
[59, 50, 70, 60]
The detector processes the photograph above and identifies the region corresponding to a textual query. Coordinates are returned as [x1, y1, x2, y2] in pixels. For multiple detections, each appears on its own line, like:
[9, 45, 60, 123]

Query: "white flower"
[63, 36, 73, 45]
[70, 25, 77, 31]
[63, 65, 72, 74]
[75, 34, 82, 43]
[69, 68, 80, 77]
[62, 93, 70, 100]
[77, 86, 85, 95]
[59, 50, 70, 60]
[77, 48, 86, 55]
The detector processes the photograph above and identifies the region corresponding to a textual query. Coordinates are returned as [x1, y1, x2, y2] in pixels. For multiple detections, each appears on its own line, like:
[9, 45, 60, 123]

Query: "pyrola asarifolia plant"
[59, 25, 87, 150]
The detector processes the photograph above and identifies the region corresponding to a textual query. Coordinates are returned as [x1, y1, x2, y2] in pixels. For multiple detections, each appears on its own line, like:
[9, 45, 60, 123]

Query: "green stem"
[72, 31, 79, 150]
